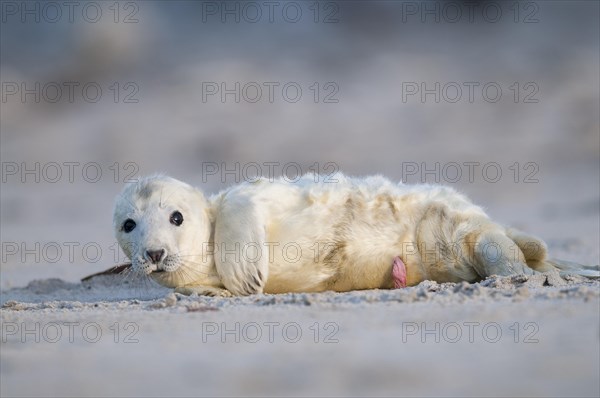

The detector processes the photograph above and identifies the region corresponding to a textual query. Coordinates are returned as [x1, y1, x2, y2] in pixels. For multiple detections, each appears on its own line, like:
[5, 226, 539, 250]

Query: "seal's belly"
[262, 189, 426, 293]
[257, 179, 487, 293]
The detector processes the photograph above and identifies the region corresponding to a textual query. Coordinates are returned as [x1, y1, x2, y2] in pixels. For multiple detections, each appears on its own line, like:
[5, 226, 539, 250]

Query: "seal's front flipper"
[214, 197, 269, 296]
[392, 256, 407, 288]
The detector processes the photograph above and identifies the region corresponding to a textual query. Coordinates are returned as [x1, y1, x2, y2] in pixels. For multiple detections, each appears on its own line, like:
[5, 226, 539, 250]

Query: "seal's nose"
[145, 249, 165, 264]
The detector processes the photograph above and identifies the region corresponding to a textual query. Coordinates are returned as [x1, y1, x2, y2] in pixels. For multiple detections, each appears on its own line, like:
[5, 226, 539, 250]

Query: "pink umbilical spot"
[392, 256, 407, 288]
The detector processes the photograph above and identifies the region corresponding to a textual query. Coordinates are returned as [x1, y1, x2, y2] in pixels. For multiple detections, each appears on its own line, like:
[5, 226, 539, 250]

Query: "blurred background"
[1, 0, 599, 287]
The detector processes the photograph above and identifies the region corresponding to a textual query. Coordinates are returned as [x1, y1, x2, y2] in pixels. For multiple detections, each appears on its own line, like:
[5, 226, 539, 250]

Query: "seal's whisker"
[163, 266, 193, 287]
[117, 266, 136, 285]
[186, 262, 212, 276]
[174, 268, 190, 285]
[141, 271, 158, 295]
[177, 262, 212, 277]
[134, 270, 150, 297]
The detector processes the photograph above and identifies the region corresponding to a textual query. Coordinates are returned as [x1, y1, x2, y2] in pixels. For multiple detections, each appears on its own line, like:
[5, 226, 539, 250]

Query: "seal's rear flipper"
[81, 263, 132, 282]
[546, 259, 600, 279]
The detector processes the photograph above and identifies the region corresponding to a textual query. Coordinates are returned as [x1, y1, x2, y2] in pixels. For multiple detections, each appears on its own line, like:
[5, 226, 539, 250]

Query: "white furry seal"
[112, 174, 599, 296]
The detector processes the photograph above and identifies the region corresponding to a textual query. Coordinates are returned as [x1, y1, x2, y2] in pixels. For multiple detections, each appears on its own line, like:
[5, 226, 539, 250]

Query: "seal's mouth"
[151, 269, 166, 274]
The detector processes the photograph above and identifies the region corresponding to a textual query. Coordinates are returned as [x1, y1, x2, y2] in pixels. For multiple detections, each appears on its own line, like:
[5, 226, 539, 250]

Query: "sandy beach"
[2, 271, 599, 397]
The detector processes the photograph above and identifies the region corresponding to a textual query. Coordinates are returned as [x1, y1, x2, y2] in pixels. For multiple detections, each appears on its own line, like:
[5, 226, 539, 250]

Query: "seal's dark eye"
[122, 219, 136, 233]
[170, 211, 183, 226]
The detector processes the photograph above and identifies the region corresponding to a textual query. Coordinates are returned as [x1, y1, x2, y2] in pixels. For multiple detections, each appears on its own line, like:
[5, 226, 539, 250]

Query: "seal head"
[113, 175, 213, 287]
